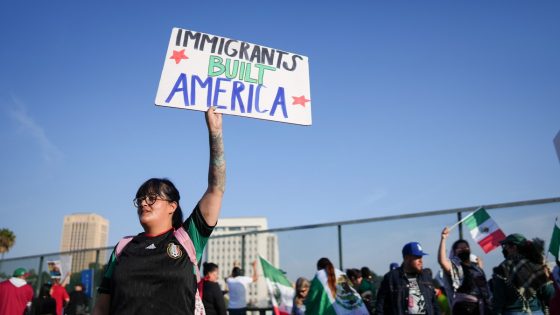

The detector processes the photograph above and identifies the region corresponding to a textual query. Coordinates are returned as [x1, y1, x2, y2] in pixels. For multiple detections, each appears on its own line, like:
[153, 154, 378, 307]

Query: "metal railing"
[1, 196, 559, 309]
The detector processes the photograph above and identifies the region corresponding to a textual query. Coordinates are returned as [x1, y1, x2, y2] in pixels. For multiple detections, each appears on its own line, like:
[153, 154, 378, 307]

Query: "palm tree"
[0, 228, 16, 260]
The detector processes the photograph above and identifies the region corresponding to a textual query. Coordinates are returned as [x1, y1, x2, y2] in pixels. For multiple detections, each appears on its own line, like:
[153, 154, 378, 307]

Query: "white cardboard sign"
[155, 28, 312, 125]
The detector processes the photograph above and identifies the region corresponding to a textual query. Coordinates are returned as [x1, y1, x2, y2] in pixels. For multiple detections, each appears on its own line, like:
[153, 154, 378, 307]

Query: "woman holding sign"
[93, 107, 225, 315]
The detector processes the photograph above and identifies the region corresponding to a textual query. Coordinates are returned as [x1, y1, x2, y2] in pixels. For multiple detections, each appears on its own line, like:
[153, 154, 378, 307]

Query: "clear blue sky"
[1, 1, 559, 263]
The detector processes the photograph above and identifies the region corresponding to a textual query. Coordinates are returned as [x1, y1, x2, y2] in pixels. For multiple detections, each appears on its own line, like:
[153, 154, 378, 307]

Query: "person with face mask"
[375, 242, 439, 315]
[492, 234, 554, 315]
[438, 227, 492, 315]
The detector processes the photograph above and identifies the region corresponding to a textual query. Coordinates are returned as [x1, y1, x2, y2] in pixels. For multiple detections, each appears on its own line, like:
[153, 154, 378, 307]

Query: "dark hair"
[39, 284, 51, 298]
[346, 268, 361, 281]
[317, 257, 336, 297]
[518, 238, 545, 265]
[136, 178, 183, 229]
[361, 266, 374, 279]
[451, 239, 470, 253]
[231, 267, 242, 277]
[203, 262, 219, 276]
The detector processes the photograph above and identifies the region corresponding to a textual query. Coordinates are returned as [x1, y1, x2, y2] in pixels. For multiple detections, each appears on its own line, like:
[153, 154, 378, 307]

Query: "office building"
[206, 217, 280, 307]
[60, 213, 109, 273]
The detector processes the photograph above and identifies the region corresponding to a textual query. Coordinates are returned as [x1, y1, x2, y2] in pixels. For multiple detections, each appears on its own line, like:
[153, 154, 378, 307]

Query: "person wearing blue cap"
[375, 242, 440, 315]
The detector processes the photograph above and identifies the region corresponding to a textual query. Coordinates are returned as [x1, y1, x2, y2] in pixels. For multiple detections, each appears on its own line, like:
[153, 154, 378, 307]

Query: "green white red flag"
[305, 268, 368, 315]
[548, 218, 560, 260]
[463, 207, 506, 253]
[259, 256, 294, 315]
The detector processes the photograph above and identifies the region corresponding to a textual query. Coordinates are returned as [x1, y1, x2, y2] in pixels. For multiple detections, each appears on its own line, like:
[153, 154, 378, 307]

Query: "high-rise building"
[206, 217, 279, 307]
[60, 213, 109, 273]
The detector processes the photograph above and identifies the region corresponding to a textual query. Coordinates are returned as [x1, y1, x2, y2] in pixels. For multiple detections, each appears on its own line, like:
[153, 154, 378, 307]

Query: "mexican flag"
[464, 207, 506, 253]
[548, 219, 560, 259]
[259, 256, 294, 315]
[305, 268, 368, 315]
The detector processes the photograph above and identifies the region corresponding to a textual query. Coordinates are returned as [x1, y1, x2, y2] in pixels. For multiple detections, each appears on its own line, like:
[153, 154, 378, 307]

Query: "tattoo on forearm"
[209, 132, 226, 192]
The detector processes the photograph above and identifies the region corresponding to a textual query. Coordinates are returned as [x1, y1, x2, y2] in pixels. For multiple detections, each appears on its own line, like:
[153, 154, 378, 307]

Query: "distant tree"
[0, 228, 16, 260]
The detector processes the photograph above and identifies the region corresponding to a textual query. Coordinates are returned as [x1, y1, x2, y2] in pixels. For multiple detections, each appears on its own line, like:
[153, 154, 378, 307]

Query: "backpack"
[116, 227, 206, 315]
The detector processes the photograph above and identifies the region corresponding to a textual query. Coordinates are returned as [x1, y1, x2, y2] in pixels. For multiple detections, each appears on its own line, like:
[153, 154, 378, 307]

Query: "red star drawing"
[292, 95, 311, 107]
[170, 50, 188, 64]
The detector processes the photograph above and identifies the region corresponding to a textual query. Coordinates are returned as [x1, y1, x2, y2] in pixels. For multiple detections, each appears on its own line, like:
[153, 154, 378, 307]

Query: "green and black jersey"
[98, 204, 213, 315]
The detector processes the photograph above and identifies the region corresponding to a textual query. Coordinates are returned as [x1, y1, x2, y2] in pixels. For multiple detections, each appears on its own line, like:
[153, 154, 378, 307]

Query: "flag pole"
[448, 207, 481, 231]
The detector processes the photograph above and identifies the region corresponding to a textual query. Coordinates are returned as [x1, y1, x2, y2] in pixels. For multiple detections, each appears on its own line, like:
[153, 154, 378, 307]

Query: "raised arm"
[438, 227, 452, 274]
[251, 260, 259, 282]
[199, 107, 225, 226]
[475, 255, 484, 269]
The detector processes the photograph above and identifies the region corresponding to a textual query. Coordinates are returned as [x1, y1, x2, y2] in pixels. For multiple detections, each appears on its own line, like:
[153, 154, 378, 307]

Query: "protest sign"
[47, 255, 72, 283]
[155, 28, 312, 125]
[47, 260, 62, 279]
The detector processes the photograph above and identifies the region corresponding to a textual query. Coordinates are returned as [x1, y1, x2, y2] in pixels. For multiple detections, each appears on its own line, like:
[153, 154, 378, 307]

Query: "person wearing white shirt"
[226, 261, 258, 315]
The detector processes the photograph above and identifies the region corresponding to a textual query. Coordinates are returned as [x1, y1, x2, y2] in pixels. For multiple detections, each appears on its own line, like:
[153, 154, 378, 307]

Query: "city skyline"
[0, 201, 557, 286]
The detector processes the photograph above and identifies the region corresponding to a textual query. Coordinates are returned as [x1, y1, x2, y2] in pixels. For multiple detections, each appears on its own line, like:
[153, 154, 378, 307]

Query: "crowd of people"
[193, 232, 560, 315]
[193, 228, 559, 315]
[1, 229, 559, 315]
[314, 231, 559, 315]
[0, 270, 89, 315]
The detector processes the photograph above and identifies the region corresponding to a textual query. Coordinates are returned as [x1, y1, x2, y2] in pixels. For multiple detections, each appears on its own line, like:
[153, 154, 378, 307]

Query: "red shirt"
[50, 283, 69, 315]
[0, 279, 34, 315]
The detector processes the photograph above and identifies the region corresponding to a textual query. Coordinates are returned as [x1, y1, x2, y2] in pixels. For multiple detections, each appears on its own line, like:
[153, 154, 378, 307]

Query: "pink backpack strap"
[174, 227, 200, 282]
[115, 236, 134, 260]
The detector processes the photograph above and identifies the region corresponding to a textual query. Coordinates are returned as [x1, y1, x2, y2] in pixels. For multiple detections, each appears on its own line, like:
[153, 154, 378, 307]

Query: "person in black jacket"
[31, 284, 57, 315]
[201, 262, 227, 315]
[65, 283, 89, 315]
[375, 242, 440, 315]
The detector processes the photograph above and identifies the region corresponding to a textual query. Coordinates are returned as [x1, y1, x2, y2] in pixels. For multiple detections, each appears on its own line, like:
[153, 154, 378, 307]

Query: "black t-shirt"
[457, 263, 485, 296]
[202, 281, 227, 315]
[98, 204, 214, 315]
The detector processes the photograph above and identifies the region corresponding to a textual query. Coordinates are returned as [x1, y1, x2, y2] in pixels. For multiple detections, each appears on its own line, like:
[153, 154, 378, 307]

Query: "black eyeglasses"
[133, 194, 172, 207]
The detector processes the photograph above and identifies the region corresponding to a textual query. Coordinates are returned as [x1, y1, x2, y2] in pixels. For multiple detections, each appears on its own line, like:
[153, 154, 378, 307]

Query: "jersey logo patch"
[167, 242, 183, 259]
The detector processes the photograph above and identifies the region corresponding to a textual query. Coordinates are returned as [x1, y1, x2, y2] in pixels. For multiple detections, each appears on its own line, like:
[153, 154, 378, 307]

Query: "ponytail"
[317, 257, 337, 297]
[326, 263, 336, 296]
[172, 205, 184, 229]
